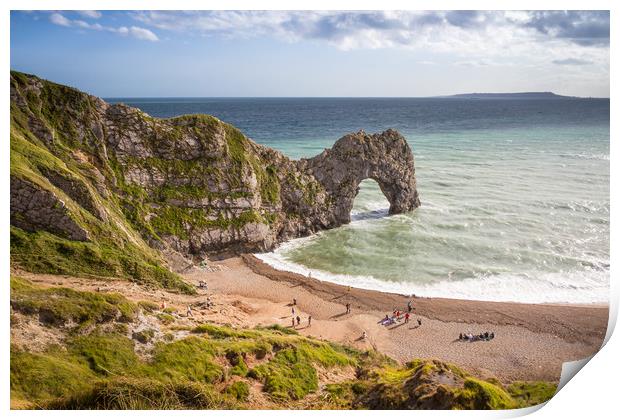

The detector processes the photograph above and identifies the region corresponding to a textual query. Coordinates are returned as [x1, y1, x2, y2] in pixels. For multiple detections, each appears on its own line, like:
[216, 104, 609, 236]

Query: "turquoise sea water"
[109, 97, 610, 303]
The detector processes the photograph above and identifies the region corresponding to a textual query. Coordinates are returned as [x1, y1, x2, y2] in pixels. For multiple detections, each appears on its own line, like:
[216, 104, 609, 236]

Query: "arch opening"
[350, 178, 391, 222]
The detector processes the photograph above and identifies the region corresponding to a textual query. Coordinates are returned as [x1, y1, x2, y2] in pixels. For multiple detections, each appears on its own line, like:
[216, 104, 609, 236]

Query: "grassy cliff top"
[10, 276, 556, 410]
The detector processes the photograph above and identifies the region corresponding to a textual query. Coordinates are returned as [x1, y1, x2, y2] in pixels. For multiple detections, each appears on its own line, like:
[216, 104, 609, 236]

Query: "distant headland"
[437, 92, 588, 99]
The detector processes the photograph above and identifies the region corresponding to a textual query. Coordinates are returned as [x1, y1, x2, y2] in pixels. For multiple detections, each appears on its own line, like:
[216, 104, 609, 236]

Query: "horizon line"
[103, 94, 610, 100]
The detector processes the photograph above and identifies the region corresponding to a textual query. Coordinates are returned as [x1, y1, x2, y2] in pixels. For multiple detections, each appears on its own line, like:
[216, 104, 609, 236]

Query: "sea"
[106, 97, 610, 304]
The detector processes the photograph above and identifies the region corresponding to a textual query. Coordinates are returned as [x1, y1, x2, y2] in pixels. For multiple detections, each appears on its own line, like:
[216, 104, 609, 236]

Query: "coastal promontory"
[10, 71, 419, 282]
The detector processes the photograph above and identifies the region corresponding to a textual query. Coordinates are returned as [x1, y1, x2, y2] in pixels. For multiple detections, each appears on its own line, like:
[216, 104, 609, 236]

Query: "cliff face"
[10, 71, 419, 280]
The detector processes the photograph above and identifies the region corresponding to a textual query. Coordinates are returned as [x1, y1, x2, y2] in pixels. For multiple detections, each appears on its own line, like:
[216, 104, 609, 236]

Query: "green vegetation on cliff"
[10, 276, 137, 328]
[10, 72, 192, 291]
[10, 70, 300, 285]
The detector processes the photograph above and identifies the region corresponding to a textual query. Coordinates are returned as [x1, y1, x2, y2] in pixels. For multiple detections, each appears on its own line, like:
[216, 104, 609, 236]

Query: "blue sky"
[10, 10, 610, 97]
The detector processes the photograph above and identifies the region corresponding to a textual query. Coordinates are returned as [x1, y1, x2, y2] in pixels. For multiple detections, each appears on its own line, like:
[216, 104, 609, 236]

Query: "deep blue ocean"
[107, 97, 610, 303]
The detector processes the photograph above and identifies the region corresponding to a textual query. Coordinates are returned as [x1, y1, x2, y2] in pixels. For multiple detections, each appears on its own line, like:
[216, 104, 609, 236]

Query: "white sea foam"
[256, 249, 609, 305]
[559, 153, 609, 161]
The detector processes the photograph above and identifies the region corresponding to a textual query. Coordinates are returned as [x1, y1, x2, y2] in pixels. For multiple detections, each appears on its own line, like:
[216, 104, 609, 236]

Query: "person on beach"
[417, 318, 422, 327]
[404, 312, 410, 323]
[293, 298, 297, 306]
[308, 315, 312, 326]
[296, 315, 301, 326]
[346, 303, 351, 314]
[362, 331, 367, 340]
[292, 317, 295, 327]
[187, 305, 192, 318]
[161, 301, 167, 310]
[407, 300, 413, 312]
[292, 306, 295, 315]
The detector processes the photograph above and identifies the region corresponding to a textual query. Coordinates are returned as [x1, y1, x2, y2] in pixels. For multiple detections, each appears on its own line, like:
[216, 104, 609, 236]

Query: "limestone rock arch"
[306, 129, 420, 224]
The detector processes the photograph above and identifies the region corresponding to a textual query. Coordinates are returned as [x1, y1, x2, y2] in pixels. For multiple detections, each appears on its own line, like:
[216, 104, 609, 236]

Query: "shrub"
[10, 347, 95, 402]
[507, 381, 557, 407]
[132, 329, 156, 344]
[45, 377, 237, 409]
[248, 348, 319, 401]
[225, 381, 250, 402]
[138, 301, 159, 313]
[10, 276, 137, 327]
[148, 337, 224, 383]
[68, 333, 139, 376]
[156, 312, 175, 325]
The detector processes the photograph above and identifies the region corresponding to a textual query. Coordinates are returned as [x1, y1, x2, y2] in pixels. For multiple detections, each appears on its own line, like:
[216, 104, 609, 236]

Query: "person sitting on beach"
[490, 332, 495, 339]
[381, 316, 395, 326]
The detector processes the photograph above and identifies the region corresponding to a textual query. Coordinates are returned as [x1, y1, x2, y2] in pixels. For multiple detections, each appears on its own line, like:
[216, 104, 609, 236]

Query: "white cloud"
[49, 12, 71, 27]
[128, 26, 158, 42]
[48, 12, 158, 42]
[77, 10, 101, 19]
[131, 10, 608, 51]
[129, 10, 608, 76]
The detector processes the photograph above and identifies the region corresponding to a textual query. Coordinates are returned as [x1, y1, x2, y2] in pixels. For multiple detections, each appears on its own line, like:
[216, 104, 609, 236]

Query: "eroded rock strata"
[10, 71, 419, 272]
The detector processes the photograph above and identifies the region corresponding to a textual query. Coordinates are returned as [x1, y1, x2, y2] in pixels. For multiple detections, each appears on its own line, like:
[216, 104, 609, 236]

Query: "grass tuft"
[10, 276, 137, 327]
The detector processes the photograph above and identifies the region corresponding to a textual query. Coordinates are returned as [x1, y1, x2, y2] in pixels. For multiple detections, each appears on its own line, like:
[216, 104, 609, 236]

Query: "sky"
[10, 10, 610, 97]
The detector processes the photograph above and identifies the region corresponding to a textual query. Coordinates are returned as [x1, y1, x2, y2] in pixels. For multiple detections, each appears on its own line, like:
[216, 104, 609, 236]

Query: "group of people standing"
[291, 298, 312, 327]
[378, 299, 420, 327]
